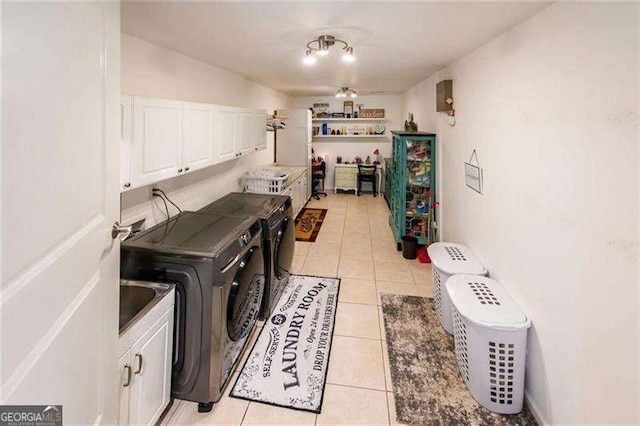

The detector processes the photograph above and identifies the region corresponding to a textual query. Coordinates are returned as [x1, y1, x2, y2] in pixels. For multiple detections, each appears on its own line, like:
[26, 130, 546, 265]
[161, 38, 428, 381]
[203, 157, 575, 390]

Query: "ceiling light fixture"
[335, 87, 357, 98]
[304, 35, 355, 65]
[303, 50, 317, 65]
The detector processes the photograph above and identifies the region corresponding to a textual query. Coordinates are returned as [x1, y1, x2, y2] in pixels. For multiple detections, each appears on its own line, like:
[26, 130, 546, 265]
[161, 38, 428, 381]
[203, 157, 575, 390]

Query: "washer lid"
[123, 211, 257, 257]
[427, 242, 487, 275]
[199, 192, 289, 218]
[446, 275, 530, 329]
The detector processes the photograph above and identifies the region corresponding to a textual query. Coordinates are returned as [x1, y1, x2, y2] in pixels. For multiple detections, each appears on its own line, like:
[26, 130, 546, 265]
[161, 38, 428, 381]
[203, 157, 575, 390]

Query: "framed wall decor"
[360, 108, 385, 118]
[343, 101, 354, 118]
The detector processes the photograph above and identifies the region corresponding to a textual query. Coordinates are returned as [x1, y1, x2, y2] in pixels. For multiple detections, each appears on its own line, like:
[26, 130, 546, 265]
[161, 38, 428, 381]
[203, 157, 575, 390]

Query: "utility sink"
[119, 280, 173, 335]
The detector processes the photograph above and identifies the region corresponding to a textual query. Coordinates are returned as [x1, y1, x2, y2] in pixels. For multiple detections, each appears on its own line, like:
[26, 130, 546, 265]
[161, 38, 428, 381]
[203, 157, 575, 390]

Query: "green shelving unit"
[388, 131, 437, 249]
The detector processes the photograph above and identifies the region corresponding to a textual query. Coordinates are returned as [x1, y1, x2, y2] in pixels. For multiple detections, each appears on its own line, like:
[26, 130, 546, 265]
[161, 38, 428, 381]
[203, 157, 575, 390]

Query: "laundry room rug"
[381, 294, 538, 425]
[294, 208, 327, 242]
[231, 275, 340, 413]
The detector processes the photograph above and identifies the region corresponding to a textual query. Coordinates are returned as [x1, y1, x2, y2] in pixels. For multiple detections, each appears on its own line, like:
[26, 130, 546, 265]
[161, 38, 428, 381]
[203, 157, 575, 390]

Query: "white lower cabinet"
[284, 172, 308, 217]
[119, 291, 174, 426]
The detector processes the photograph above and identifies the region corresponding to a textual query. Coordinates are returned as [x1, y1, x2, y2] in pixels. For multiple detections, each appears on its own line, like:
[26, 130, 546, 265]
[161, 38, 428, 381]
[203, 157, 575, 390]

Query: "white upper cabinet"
[182, 102, 217, 173]
[217, 107, 238, 163]
[132, 97, 183, 187]
[121, 96, 133, 191]
[120, 97, 267, 192]
[253, 112, 267, 152]
[238, 111, 253, 156]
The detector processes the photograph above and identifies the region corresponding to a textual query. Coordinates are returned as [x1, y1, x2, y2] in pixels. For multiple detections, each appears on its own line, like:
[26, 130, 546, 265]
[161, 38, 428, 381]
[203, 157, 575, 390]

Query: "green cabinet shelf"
[388, 131, 438, 248]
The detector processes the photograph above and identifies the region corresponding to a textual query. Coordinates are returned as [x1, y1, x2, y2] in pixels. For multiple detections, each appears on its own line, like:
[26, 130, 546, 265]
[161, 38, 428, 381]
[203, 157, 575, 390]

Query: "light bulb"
[342, 47, 355, 63]
[316, 49, 329, 57]
[335, 92, 341, 98]
[350, 92, 357, 98]
[303, 50, 316, 65]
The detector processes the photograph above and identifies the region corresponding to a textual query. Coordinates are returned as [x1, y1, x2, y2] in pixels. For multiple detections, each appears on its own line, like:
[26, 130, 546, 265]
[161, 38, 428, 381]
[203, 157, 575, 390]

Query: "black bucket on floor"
[401, 235, 418, 260]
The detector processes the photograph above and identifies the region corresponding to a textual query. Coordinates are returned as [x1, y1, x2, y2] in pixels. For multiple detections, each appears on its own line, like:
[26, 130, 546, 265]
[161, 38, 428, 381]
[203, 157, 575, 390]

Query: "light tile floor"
[163, 192, 433, 425]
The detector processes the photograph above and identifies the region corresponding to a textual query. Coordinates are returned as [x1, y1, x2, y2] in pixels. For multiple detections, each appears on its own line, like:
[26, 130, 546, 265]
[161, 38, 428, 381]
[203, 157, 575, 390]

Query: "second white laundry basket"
[447, 274, 531, 414]
[427, 242, 487, 334]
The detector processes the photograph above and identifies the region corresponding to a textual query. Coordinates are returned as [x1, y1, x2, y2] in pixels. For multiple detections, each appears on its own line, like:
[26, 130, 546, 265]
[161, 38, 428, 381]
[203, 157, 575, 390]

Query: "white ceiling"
[122, 1, 550, 96]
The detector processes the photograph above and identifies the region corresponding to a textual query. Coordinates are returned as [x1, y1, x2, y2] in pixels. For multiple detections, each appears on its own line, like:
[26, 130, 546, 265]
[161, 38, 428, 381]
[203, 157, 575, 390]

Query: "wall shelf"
[312, 118, 387, 122]
[313, 134, 386, 139]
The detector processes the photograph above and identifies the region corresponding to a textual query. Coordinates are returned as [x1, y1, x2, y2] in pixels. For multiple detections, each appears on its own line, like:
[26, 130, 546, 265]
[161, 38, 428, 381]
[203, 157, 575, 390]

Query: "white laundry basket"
[427, 243, 487, 334]
[447, 275, 531, 414]
[243, 168, 290, 194]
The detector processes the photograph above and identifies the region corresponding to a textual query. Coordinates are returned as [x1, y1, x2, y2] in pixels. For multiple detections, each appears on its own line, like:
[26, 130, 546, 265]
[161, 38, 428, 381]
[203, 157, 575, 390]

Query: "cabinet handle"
[134, 353, 143, 375]
[178, 168, 183, 173]
[123, 364, 132, 387]
[185, 167, 190, 171]
[124, 182, 131, 188]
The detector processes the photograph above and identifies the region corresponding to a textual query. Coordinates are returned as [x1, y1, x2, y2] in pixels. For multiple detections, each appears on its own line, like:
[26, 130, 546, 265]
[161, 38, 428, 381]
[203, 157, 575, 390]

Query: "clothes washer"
[120, 212, 264, 412]
[198, 192, 295, 319]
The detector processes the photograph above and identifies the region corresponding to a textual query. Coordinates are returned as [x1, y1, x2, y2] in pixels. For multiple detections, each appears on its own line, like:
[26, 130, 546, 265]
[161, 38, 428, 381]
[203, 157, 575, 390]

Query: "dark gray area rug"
[381, 294, 538, 425]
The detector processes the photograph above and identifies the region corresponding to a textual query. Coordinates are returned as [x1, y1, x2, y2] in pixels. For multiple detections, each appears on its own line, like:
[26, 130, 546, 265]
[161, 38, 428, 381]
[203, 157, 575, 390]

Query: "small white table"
[334, 164, 382, 196]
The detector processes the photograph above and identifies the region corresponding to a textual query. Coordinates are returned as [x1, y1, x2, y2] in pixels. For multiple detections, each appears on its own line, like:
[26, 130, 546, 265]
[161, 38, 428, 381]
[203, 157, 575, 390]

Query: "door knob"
[111, 221, 132, 241]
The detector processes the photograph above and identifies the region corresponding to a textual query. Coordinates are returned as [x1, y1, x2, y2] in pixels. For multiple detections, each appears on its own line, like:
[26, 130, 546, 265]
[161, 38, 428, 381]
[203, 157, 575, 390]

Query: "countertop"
[277, 166, 307, 188]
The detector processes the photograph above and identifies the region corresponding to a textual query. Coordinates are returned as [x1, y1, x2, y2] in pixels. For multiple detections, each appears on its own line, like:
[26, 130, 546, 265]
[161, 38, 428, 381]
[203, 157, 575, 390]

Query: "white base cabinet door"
[118, 349, 133, 426]
[129, 309, 174, 426]
[118, 290, 174, 426]
[132, 97, 183, 187]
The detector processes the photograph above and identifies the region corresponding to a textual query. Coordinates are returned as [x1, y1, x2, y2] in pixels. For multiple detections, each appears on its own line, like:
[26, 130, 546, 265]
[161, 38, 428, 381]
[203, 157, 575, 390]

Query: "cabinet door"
[129, 309, 174, 426]
[252, 112, 267, 152]
[301, 174, 308, 206]
[121, 96, 133, 192]
[118, 349, 132, 426]
[218, 107, 238, 162]
[132, 97, 182, 187]
[183, 102, 216, 173]
[237, 111, 253, 156]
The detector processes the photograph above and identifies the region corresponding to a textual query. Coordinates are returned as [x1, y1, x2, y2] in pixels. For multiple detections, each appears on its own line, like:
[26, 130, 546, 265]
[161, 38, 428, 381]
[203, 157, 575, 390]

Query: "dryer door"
[274, 215, 295, 279]
[226, 245, 264, 341]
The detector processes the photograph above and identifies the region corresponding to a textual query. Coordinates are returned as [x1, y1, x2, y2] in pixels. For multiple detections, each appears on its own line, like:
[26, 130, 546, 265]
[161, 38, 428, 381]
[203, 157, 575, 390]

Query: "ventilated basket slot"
[444, 246, 467, 261]
[433, 268, 443, 315]
[468, 282, 501, 306]
[488, 341, 516, 405]
[453, 308, 470, 383]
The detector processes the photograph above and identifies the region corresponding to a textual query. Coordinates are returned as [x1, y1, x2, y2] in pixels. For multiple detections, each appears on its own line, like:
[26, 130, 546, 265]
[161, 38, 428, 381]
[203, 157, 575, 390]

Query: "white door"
[121, 96, 133, 191]
[253, 112, 267, 152]
[182, 102, 216, 173]
[218, 107, 238, 162]
[132, 97, 182, 186]
[237, 111, 253, 156]
[129, 310, 174, 426]
[2, 2, 120, 424]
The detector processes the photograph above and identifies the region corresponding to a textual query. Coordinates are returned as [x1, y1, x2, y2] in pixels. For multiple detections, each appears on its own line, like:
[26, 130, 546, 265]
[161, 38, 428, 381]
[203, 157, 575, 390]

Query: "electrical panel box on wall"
[436, 80, 453, 112]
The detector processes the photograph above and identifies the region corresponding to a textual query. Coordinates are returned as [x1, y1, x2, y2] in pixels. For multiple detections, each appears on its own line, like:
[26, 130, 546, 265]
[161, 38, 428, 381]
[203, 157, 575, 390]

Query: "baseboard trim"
[524, 391, 547, 425]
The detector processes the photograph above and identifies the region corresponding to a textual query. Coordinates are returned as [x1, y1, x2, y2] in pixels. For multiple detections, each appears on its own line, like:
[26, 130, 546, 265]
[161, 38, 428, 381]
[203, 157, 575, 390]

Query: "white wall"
[402, 3, 639, 424]
[120, 35, 291, 227]
[290, 95, 402, 189]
